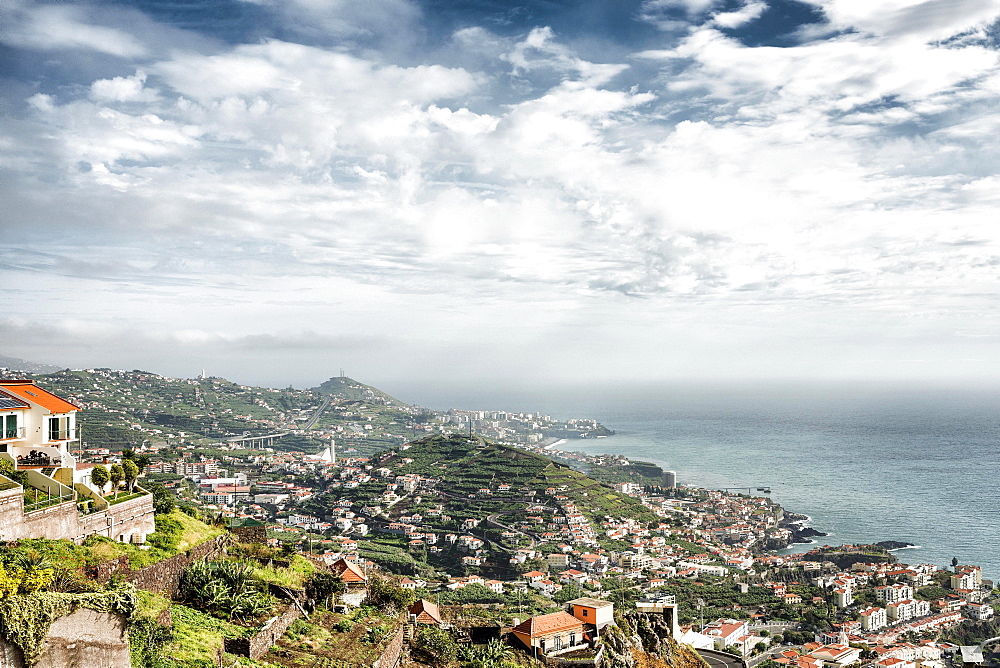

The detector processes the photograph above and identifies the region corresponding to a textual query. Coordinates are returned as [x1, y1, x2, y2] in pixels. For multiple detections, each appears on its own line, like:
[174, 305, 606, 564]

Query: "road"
[749, 644, 799, 667]
[698, 649, 746, 668]
[302, 397, 332, 430]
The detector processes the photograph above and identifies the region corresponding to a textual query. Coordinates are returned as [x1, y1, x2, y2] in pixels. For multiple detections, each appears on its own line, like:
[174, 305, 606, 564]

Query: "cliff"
[601, 611, 708, 668]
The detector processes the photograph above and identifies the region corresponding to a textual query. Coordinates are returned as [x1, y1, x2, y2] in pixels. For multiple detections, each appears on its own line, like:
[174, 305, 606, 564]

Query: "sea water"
[413, 382, 1000, 580]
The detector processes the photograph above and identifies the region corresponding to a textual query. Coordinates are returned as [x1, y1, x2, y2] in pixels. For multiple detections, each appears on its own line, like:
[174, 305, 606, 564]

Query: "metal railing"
[1, 426, 25, 440]
[23, 486, 75, 512]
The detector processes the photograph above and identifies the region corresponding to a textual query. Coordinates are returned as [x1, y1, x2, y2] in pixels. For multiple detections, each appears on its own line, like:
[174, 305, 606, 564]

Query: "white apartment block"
[860, 607, 888, 631]
[876, 584, 914, 604]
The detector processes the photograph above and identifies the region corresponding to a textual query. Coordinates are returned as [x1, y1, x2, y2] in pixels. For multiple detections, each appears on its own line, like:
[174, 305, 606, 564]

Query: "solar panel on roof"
[0, 397, 28, 409]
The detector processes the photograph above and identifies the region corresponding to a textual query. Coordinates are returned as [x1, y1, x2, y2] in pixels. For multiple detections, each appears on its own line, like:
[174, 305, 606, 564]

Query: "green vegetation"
[1, 509, 224, 572]
[0, 586, 137, 666]
[252, 555, 314, 590]
[178, 559, 275, 622]
[165, 603, 254, 667]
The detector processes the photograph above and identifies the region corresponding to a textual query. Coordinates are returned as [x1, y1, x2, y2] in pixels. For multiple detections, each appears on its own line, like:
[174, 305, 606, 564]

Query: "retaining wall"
[124, 535, 229, 597]
[0, 485, 155, 545]
[373, 626, 406, 668]
[224, 605, 302, 659]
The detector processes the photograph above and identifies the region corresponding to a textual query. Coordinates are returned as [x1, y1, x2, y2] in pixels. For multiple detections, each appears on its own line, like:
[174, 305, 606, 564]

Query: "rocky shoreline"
[780, 511, 830, 544]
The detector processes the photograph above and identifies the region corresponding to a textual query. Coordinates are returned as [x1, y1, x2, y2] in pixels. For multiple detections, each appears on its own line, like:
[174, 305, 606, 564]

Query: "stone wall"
[124, 535, 229, 597]
[373, 626, 406, 668]
[0, 485, 155, 545]
[228, 524, 267, 544]
[0, 610, 131, 668]
[87, 554, 131, 582]
[224, 605, 302, 659]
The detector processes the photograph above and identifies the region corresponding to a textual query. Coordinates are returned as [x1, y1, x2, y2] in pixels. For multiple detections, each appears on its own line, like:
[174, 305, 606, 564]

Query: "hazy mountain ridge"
[0, 354, 63, 374]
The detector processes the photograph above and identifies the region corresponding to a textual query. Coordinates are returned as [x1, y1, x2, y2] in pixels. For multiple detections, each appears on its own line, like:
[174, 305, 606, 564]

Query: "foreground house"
[0, 380, 154, 543]
[512, 611, 586, 656]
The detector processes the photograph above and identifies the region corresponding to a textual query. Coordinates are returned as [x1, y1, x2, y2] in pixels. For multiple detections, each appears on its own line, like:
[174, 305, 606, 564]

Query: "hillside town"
[1, 373, 997, 668]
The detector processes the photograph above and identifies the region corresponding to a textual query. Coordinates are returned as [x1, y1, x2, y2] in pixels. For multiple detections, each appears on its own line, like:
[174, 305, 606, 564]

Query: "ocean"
[412, 381, 1000, 581]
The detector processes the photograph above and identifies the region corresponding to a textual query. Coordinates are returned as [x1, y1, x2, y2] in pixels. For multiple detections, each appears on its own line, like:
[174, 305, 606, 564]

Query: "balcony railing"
[1, 426, 25, 441]
[48, 429, 77, 441]
[15, 452, 62, 467]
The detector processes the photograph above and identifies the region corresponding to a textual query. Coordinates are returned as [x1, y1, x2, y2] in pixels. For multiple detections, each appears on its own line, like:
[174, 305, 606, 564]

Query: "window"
[48, 416, 71, 441]
[3, 414, 18, 439]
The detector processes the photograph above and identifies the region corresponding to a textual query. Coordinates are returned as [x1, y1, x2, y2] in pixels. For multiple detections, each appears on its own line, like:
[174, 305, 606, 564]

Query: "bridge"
[225, 432, 289, 448]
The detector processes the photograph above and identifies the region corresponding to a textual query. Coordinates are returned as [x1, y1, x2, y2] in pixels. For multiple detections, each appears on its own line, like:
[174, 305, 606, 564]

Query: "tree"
[91, 465, 110, 494]
[148, 483, 175, 515]
[952, 557, 959, 572]
[305, 572, 345, 608]
[123, 459, 139, 492]
[109, 464, 124, 495]
[367, 575, 415, 613]
[135, 454, 150, 473]
[0, 458, 28, 487]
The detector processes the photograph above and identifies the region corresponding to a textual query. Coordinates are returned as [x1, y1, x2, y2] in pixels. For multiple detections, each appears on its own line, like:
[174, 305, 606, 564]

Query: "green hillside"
[309, 434, 659, 579]
[313, 376, 406, 407]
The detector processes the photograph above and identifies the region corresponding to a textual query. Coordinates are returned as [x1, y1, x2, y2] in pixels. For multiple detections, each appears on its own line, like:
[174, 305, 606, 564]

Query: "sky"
[3, 0, 1000, 396]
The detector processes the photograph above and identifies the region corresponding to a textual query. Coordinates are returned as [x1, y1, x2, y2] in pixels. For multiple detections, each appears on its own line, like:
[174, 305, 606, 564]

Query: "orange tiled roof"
[332, 558, 367, 583]
[0, 381, 80, 414]
[513, 611, 583, 638]
[409, 599, 442, 624]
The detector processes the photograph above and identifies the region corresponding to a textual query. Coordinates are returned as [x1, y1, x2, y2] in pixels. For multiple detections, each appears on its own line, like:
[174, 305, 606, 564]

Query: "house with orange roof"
[0, 380, 154, 544]
[511, 611, 586, 655]
[408, 599, 443, 625]
[331, 558, 367, 585]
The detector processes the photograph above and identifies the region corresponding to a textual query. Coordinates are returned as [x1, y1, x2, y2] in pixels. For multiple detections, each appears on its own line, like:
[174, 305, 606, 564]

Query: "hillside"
[12, 367, 611, 459]
[305, 434, 660, 580]
[0, 354, 62, 374]
[314, 375, 407, 407]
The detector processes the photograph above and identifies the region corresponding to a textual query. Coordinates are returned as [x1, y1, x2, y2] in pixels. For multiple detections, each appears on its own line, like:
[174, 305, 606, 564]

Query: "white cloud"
[800, 0, 1000, 41]
[0, 3, 148, 57]
[89, 71, 161, 103]
[5, 8, 1000, 384]
[713, 1, 768, 29]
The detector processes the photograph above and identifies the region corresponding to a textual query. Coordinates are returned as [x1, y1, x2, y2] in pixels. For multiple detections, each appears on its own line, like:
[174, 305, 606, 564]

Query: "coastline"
[502, 389, 999, 580]
[544, 437, 834, 551]
[543, 438, 568, 450]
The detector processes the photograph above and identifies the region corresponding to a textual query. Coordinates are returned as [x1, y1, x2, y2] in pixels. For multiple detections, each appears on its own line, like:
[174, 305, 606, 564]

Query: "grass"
[22, 489, 73, 511]
[262, 609, 399, 668]
[164, 603, 253, 667]
[3, 509, 226, 570]
[253, 555, 315, 590]
[106, 491, 147, 506]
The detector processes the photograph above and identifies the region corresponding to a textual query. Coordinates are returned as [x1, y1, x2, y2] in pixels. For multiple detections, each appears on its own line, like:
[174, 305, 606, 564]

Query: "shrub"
[178, 560, 274, 622]
[414, 626, 458, 662]
[305, 572, 345, 608]
[366, 576, 414, 614]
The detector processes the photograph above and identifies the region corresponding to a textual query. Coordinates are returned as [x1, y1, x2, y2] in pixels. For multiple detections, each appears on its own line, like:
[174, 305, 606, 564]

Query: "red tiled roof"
[512, 611, 583, 638]
[409, 599, 442, 624]
[332, 558, 367, 583]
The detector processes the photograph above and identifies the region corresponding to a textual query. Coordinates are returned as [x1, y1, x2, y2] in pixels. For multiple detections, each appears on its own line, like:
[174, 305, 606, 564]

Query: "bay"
[412, 381, 1000, 581]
